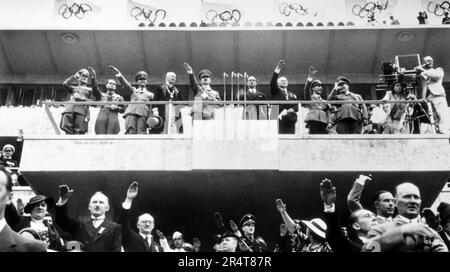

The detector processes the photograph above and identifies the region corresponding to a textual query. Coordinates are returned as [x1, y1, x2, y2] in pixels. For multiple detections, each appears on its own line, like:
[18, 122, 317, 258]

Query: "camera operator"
[381, 81, 415, 134]
[415, 56, 449, 134]
[327, 77, 368, 134]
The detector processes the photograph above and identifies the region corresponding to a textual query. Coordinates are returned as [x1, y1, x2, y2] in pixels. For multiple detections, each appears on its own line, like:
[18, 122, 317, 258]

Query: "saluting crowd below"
[57, 56, 449, 136]
[1, 167, 449, 252]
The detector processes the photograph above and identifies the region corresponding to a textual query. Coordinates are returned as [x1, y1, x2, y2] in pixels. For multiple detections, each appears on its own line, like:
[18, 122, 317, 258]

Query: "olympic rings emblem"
[279, 2, 310, 17]
[205, 9, 241, 24]
[427, 1, 450, 16]
[352, 1, 389, 19]
[130, 6, 167, 23]
[58, 3, 92, 19]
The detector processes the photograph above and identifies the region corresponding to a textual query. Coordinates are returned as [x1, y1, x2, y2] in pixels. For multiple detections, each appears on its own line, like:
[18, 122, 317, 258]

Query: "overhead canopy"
[1, 27, 449, 85]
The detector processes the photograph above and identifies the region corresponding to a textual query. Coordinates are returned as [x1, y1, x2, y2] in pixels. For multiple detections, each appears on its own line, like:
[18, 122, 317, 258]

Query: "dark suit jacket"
[323, 210, 362, 252]
[55, 203, 122, 252]
[118, 206, 163, 252]
[270, 72, 299, 112]
[0, 223, 47, 252]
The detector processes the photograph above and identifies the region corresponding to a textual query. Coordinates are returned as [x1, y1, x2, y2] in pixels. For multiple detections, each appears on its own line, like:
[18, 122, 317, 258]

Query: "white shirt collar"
[0, 218, 6, 232]
[140, 233, 152, 241]
[397, 215, 421, 223]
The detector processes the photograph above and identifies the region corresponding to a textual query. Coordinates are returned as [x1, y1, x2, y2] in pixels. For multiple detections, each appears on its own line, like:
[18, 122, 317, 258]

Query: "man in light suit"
[118, 181, 163, 252]
[55, 185, 122, 252]
[416, 56, 449, 134]
[0, 167, 47, 252]
[366, 182, 448, 252]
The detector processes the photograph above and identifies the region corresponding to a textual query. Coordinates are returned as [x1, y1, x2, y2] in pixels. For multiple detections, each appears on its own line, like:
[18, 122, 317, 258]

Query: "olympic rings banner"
[0, 0, 447, 28]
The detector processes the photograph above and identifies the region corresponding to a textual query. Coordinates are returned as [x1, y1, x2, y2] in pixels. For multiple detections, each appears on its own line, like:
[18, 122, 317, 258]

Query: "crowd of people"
[57, 56, 449, 136]
[1, 167, 449, 252]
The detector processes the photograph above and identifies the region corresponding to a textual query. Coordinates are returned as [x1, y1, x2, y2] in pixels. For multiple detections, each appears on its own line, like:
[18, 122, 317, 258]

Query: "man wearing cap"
[415, 56, 449, 134]
[238, 213, 267, 252]
[327, 76, 368, 134]
[118, 181, 163, 252]
[304, 69, 331, 134]
[60, 67, 100, 134]
[158, 230, 198, 252]
[184, 63, 221, 120]
[366, 182, 448, 252]
[0, 144, 18, 168]
[5, 195, 64, 251]
[94, 78, 126, 135]
[215, 231, 240, 252]
[271, 60, 299, 134]
[0, 167, 47, 252]
[154, 72, 183, 133]
[55, 185, 122, 252]
[109, 66, 163, 134]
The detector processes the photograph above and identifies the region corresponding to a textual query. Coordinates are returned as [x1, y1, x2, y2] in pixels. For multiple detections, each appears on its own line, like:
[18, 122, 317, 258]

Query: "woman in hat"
[109, 66, 163, 134]
[381, 81, 415, 134]
[301, 218, 332, 252]
[184, 63, 221, 120]
[60, 67, 100, 134]
[5, 195, 64, 251]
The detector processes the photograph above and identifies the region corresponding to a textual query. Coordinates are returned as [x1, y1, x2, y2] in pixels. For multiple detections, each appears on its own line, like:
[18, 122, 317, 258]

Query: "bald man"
[271, 60, 299, 134]
[416, 56, 449, 134]
[55, 185, 122, 252]
[154, 72, 183, 134]
[119, 182, 163, 252]
[366, 182, 448, 252]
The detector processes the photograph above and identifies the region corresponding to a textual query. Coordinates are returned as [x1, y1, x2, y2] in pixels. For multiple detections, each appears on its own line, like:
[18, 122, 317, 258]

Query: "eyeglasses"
[4, 150, 13, 152]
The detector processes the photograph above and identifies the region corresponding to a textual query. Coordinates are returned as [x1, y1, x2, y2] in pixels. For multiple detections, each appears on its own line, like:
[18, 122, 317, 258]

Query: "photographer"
[416, 56, 449, 134]
[381, 81, 415, 134]
[327, 77, 368, 134]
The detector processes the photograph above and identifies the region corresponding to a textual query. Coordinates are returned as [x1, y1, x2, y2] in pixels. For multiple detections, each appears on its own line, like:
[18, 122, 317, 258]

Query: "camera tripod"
[400, 100, 437, 134]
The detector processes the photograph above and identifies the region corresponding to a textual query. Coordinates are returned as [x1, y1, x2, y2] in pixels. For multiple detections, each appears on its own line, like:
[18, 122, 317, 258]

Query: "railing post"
[295, 103, 303, 137]
[44, 103, 61, 135]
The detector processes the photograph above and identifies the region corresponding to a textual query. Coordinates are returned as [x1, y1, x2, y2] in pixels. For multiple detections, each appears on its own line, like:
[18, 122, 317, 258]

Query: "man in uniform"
[238, 214, 267, 252]
[271, 60, 299, 134]
[60, 67, 99, 134]
[109, 66, 163, 134]
[184, 63, 221, 120]
[327, 76, 368, 134]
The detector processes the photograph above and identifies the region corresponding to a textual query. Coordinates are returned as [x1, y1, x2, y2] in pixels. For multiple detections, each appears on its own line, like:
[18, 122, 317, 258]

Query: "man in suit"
[327, 76, 368, 134]
[0, 166, 47, 252]
[366, 182, 448, 252]
[416, 56, 449, 134]
[109, 66, 163, 134]
[154, 72, 183, 133]
[347, 174, 395, 223]
[237, 76, 268, 120]
[119, 181, 163, 252]
[270, 60, 299, 134]
[55, 185, 122, 252]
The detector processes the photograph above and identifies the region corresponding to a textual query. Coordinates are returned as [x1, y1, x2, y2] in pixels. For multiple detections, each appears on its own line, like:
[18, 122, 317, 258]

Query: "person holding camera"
[381, 81, 415, 134]
[327, 76, 368, 134]
[416, 56, 449, 134]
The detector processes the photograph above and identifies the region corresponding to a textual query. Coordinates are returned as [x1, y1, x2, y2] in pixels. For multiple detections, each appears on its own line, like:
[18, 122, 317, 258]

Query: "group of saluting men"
[1, 166, 449, 252]
[58, 55, 449, 136]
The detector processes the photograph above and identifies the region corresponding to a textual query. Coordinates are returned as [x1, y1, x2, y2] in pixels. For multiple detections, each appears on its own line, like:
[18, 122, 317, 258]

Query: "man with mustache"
[55, 185, 122, 252]
[366, 182, 448, 252]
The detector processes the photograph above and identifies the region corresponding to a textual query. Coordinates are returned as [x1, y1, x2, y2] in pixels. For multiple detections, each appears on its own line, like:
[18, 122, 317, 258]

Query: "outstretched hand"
[276, 60, 285, 71]
[421, 208, 441, 231]
[308, 66, 317, 76]
[87, 66, 96, 78]
[320, 178, 336, 205]
[193, 238, 201, 252]
[58, 185, 74, 202]
[184, 63, 193, 74]
[109, 65, 121, 75]
[276, 198, 287, 213]
[214, 212, 224, 228]
[126, 181, 139, 200]
[155, 229, 165, 239]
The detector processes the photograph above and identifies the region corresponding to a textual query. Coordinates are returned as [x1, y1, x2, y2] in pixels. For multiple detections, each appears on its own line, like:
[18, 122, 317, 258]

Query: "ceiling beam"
[324, 30, 335, 75]
[138, 31, 150, 72]
[370, 29, 383, 75]
[234, 31, 240, 72]
[41, 31, 59, 74]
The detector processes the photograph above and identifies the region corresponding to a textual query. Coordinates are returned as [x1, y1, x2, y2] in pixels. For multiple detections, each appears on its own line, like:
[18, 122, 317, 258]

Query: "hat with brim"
[219, 231, 239, 243]
[24, 195, 55, 214]
[135, 71, 148, 81]
[311, 80, 324, 89]
[337, 76, 350, 86]
[302, 218, 327, 239]
[3, 144, 15, 153]
[198, 69, 213, 79]
[240, 213, 256, 227]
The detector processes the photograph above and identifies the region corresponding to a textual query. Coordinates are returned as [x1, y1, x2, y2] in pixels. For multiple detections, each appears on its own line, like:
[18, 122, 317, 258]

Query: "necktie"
[107, 95, 113, 101]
